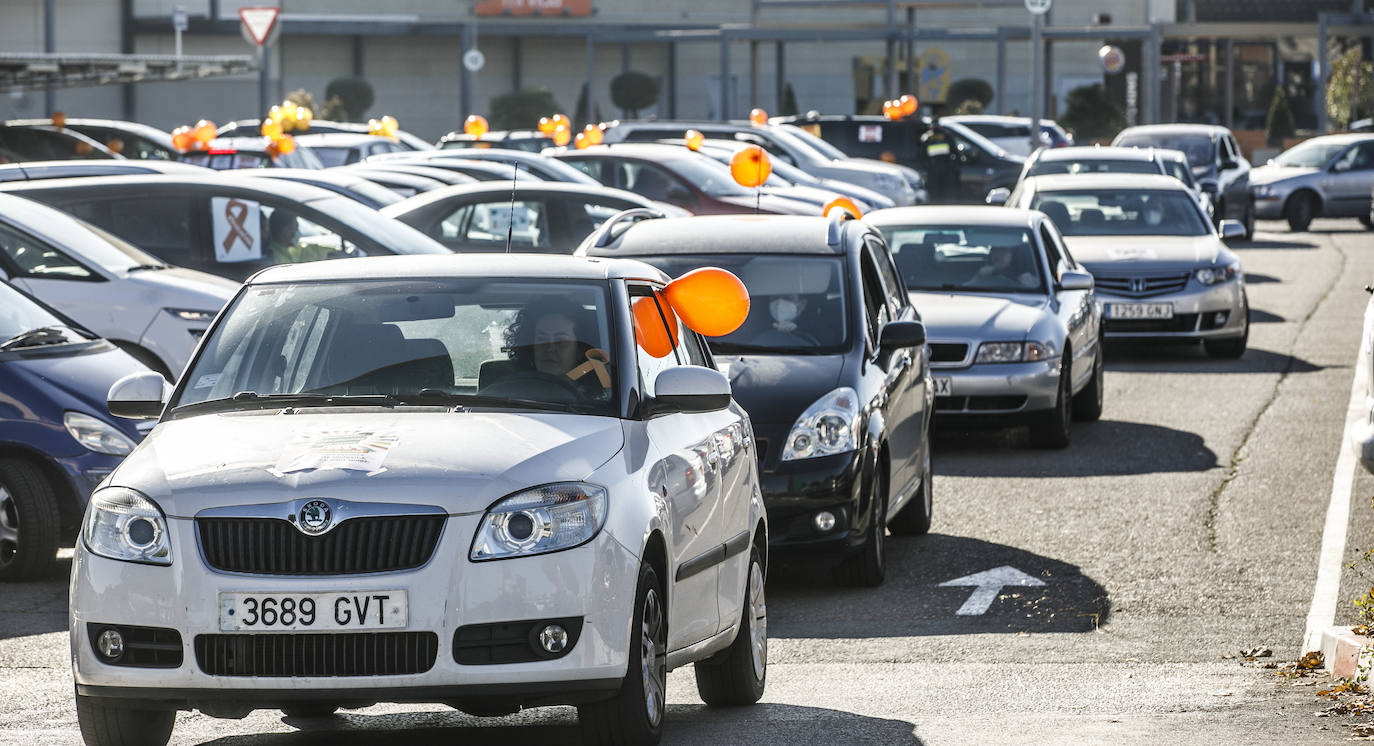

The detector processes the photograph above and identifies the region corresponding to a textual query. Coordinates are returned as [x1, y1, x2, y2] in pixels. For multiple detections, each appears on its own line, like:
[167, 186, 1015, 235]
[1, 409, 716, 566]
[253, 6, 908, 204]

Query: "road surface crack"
[1204, 234, 1349, 553]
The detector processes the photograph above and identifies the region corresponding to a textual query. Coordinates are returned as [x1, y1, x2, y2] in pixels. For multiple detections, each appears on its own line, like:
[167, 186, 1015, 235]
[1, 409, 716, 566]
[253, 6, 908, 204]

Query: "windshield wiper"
[0, 326, 72, 351]
[171, 391, 403, 416]
[126, 264, 168, 272]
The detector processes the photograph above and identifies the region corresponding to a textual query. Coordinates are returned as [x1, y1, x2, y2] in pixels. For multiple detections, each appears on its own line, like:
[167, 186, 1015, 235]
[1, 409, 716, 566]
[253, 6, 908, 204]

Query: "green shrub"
[610, 71, 660, 118]
[490, 89, 563, 131]
[324, 77, 375, 122]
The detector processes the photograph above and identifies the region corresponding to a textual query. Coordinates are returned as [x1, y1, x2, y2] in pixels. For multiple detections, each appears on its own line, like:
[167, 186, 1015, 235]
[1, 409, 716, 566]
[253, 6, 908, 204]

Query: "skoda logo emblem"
[297, 500, 333, 535]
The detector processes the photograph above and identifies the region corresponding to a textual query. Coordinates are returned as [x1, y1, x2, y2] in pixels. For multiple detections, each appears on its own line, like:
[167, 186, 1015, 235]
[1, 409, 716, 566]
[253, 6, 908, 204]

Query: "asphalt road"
[3, 218, 1373, 745]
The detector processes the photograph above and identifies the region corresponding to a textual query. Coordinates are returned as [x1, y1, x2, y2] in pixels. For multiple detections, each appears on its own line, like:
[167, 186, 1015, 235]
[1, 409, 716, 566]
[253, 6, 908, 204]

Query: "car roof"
[8, 118, 174, 142]
[588, 215, 860, 257]
[294, 133, 397, 147]
[1035, 146, 1156, 162]
[1021, 173, 1190, 192]
[0, 172, 347, 203]
[380, 180, 652, 217]
[865, 206, 1043, 229]
[249, 253, 668, 285]
[0, 160, 208, 179]
[1117, 124, 1229, 138]
[555, 143, 701, 160]
[1297, 133, 1374, 146]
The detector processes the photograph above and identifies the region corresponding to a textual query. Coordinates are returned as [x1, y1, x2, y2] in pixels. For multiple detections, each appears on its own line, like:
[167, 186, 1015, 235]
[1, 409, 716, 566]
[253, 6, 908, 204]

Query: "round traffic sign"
[463, 49, 486, 73]
[1025, 0, 1051, 15]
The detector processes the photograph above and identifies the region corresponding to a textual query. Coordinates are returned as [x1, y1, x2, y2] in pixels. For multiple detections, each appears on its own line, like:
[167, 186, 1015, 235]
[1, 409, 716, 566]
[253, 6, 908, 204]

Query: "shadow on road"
[1229, 236, 1317, 250]
[933, 419, 1216, 476]
[192, 703, 921, 745]
[1243, 272, 1282, 284]
[767, 534, 1110, 639]
[1103, 342, 1323, 374]
[0, 555, 72, 640]
[1250, 308, 1285, 324]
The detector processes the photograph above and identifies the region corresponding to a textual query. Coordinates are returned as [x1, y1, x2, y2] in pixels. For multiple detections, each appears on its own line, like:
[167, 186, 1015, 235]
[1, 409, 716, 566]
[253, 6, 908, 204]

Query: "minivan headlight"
[782, 387, 860, 461]
[63, 412, 136, 455]
[83, 488, 172, 565]
[470, 483, 608, 561]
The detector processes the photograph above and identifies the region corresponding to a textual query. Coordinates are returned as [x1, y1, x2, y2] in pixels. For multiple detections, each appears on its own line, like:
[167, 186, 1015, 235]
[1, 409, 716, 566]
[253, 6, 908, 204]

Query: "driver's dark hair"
[504, 296, 597, 367]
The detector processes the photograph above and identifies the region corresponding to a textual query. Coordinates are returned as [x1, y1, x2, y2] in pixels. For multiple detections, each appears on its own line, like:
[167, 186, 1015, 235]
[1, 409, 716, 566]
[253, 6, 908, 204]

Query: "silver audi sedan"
[1006, 173, 1248, 358]
[1249, 133, 1374, 231]
[867, 206, 1102, 448]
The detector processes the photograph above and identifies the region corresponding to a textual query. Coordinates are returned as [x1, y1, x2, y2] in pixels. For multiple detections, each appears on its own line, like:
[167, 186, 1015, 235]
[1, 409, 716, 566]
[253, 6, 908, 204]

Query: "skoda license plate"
[1106, 303, 1173, 320]
[219, 591, 407, 632]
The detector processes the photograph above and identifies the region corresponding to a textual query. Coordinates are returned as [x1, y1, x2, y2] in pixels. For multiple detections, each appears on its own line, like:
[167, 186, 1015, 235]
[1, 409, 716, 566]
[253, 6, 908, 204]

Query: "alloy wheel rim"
[0, 486, 18, 569]
[922, 444, 933, 515]
[640, 586, 665, 727]
[873, 472, 885, 569]
[748, 561, 768, 681]
[1060, 361, 1071, 429]
[1094, 350, 1104, 409]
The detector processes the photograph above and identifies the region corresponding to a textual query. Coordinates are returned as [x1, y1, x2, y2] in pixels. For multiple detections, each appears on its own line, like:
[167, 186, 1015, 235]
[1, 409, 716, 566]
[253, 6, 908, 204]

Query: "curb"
[1320, 625, 1374, 680]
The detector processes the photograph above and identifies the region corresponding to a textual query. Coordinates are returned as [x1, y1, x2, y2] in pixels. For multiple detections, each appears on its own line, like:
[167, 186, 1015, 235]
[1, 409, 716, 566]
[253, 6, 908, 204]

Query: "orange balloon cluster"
[684, 129, 704, 151]
[749, 107, 768, 126]
[538, 113, 572, 139]
[463, 115, 489, 138]
[882, 94, 918, 120]
[823, 196, 863, 219]
[664, 268, 750, 337]
[729, 145, 771, 187]
[170, 119, 218, 152]
[51, 111, 67, 129]
[632, 295, 680, 358]
[367, 115, 400, 138]
[552, 125, 571, 147]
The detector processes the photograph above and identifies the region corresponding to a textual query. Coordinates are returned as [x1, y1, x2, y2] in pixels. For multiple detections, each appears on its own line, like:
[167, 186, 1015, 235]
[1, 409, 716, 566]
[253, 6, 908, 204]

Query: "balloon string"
[755, 186, 760, 215]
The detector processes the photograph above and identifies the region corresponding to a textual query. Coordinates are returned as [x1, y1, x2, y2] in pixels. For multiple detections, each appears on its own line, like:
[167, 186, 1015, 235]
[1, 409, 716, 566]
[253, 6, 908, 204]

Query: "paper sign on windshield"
[859, 125, 883, 143]
[213, 197, 262, 263]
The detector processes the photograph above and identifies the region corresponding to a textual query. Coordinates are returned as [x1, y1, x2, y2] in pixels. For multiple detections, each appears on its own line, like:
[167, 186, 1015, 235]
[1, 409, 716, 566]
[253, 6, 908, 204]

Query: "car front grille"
[197, 515, 445, 575]
[929, 343, 970, 365]
[1093, 273, 1191, 298]
[934, 395, 1028, 413]
[195, 632, 438, 677]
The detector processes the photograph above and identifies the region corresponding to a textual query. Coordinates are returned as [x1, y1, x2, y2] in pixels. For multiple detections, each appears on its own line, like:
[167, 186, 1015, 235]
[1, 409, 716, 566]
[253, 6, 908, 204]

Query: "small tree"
[954, 99, 985, 115]
[1326, 47, 1374, 131]
[780, 83, 799, 117]
[1057, 84, 1125, 143]
[489, 89, 563, 131]
[324, 77, 375, 122]
[285, 88, 317, 114]
[574, 83, 590, 128]
[946, 77, 994, 110]
[610, 71, 660, 119]
[1264, 86, 1296, 147]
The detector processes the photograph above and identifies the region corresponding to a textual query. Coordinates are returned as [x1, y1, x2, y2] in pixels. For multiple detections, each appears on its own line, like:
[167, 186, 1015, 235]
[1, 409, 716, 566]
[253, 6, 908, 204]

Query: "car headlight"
[1196, 261, 1241, 286]
[82, 487, 171, 565]
[470, 483, 608, 561]
[782, 387, 860, 461]
[63, 412, 136, 455]
[1253, 184, 1272, 198]
[974, 341, 1051, 364]
[164, 308, 216, 322]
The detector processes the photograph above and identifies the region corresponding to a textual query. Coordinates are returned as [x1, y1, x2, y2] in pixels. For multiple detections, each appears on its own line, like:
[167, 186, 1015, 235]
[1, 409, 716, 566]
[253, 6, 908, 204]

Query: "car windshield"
[1115, 133, 1214, 168]
[1031, 189, 1210, 237]
[637, 255, 849, 354]
[777, 124, 848, 160]
[307, 146, 356, 168]
[662, 157, 753, 197]
[1271, 139, 1352, 168]
[880, 225, 1046, 294]
[0, 282, 87, 348]
[1027, 159, 1159, 177]
[173, 278, 619, 415]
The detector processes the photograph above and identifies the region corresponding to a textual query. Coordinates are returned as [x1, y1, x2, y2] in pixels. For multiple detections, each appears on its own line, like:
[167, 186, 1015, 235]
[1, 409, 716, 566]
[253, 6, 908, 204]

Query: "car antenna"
[505, 159, 518, 253]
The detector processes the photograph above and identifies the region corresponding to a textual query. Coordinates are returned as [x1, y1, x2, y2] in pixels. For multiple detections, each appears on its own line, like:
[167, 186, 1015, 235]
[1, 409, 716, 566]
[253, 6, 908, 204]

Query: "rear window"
[1027, 159, 1160, 177]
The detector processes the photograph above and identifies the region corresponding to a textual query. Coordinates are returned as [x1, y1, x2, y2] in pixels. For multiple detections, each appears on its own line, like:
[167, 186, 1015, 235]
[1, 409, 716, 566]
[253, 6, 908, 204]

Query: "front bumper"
[929, 357, 1060, 418]
[753, 447, 866, 553]
[1097, 281, 1246, 341]
[1254, 191, 1294, 219]
[69, 515, 639, 710]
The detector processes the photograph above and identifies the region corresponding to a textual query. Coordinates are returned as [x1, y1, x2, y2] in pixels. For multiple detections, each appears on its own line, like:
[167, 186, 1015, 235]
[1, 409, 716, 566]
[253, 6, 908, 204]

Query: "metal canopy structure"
[0, 53, 256, 93]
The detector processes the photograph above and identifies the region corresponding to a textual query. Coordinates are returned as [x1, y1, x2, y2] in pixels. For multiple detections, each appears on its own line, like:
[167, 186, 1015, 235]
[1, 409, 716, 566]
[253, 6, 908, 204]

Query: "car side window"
[630, 285, 683, 400]
[440, 200, 548, 250]
[1341, 142, 1374, 172]
[859, 250, 890, 348]
[563, 158, 602, 183]
[0, 221, 95, 280]
[1041, 220, 1078, 271]
[59, 194, 197, 268]
[1037, 223, 1064, 281]
[866, 237, 907, 319]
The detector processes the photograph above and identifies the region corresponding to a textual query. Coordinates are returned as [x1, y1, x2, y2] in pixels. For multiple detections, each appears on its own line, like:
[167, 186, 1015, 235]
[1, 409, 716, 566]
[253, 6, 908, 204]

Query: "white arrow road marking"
[939, 566, 1046, 616]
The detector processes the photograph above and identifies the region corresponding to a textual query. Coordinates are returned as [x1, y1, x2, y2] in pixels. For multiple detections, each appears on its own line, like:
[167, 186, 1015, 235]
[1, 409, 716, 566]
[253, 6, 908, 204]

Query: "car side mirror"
[878, 320, 926, 350]
[108, 371, 171, 420]
[1219, 219, 1246, 240]
[1058, 270, 1094, 291]
[985, 187, 1010, 206]
[651, 366, 732, 414]
[1198, 178, 1219, 195]
[1334, 160, 1352, 173]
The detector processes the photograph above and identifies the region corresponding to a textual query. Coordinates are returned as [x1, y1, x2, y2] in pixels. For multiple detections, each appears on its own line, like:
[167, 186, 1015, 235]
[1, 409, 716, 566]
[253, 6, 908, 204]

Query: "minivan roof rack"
[576, 207, 666, 253]
[826, 206, 858, 248]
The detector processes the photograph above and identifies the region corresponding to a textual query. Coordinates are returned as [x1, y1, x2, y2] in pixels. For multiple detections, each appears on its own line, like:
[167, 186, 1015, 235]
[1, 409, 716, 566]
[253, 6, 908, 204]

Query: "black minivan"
[581, 212, 933, 587]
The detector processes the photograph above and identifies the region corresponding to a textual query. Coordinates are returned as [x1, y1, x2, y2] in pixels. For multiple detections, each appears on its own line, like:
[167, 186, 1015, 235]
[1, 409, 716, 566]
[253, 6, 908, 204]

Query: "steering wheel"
[480, 369, 585, 403]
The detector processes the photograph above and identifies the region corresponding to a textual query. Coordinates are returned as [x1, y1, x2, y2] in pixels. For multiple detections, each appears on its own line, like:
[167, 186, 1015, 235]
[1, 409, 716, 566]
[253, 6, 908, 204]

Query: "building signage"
[475, 0, 594, 16]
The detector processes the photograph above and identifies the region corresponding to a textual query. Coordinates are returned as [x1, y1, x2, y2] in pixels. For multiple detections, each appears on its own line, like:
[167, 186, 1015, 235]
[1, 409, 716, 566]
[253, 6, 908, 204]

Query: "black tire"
[281, 704, 339, 718]
[695, 545, 767, 706]
[1204, 297, 1250, 360]
[1071, 339, 1104, 422]
[1286, 193, 1316, 232]
[577, 562, 666, 746]
[1242, 198, 1256, 240]
[889, 435, 932, 536]
[1361, 215, 1374, 230]
[76, 693, 175, 746]
[0, 458, 61, 582]
[1029, 352, 1072, 449]
[835, 459, 886, 587]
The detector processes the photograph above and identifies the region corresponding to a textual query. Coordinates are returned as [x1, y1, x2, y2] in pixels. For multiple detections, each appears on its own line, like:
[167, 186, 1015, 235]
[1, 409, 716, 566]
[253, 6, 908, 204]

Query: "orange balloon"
[823, 196, 863, 219]
[261, 117, 283, 139]
[582, 124, 603, 145]
[729, 145, 771, 188]
[632, 295, 680, 358]
[193, 119, 217, 144]
[552, 125, 571, 147]
[275, 136, 296, 155]
[551, 114, 571, 131]
[574, 131, 590, 150]
[749, 107, 768, 126]
[537, 116, 556, 134]
[105, 137, 124, 154]
[170, 127, 194, 152]
[899, 94, 918, 117]
[684, 129, 704, 151]
[663, 267, 750, 337]
[464, 115, 489, 138]
[74, 141, 93, 156]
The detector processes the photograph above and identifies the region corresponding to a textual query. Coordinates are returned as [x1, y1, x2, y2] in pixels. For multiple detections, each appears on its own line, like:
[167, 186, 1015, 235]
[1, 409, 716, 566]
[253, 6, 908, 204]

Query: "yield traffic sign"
[238, 6, 280, 47]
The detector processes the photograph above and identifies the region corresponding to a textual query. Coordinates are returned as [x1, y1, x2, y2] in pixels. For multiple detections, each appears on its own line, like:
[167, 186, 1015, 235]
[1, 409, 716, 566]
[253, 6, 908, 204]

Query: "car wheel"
[76, 692, 175, 746]
[1204, 297, 1250, 360]
[1071, 338, 1104, 422]
[1243, 198, 1256, 240]
[694, 545, 767, 706]
[1029, 352, 1071, 449]
[1286, 193, 1316, 232]
[577, 561, 666, 745]
[889, 435, 933, 536]
[835, 460, 886, 587]
[0, 459, 61, 582]
[281, 704, 339, 718]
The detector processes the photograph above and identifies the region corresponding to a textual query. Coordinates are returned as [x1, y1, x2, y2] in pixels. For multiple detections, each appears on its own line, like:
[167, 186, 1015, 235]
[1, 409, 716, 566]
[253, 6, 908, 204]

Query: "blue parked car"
[0, 280, 149, 581]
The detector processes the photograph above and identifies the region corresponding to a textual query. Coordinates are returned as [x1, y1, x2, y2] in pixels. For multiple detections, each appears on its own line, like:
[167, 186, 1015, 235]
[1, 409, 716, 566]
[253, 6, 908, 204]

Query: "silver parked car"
[991, 146, 1214, 222]
[1249, 134, 1374, 232]
[1007, 174, 1249, 358]
[867, 206, 1102, 448]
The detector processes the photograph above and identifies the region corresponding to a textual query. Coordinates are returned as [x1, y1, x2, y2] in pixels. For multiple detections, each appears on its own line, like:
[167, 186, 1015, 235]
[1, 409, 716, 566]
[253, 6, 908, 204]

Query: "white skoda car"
[71, 254, 768, 746]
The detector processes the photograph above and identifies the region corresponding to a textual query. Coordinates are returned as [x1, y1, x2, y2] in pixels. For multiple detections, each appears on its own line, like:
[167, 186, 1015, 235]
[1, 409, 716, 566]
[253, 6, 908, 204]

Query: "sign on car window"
[212, 196, 263, 263]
